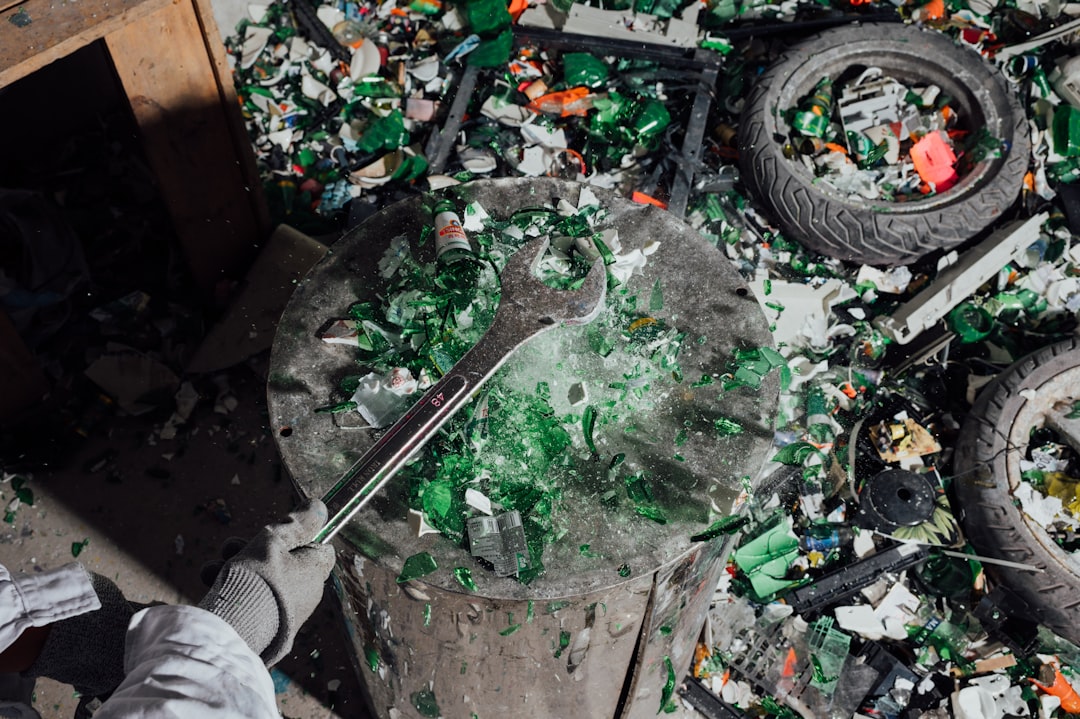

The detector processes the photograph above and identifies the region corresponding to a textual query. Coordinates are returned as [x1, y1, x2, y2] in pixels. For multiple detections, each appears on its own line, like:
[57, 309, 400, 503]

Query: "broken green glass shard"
[659, 655, 676, 714]
[11, 477, 33, 506]
[563, 52, 609, 88]
[1068, 401, 1080, 419]
[773, 441, 823, 466]
[635, 505, 668, 524]
[422, 480, 453, 519]
[499, 623, 521, 636]
[364, 644, 380, 672]
[592, 234, 616, 265]
[732, 514, 802, 600]
[71, 539, 89, 557]
[583, 405, 599, 455]
[554, 629, 571, 658]
[732, 365, 763, 389]
[625, 472, 653, 504]
[423, 603, 431, 626]
[453, 567, 477, 591]
[649, 279, 664, 312]
[410, 688, 440, 718]
[691, 513, 749, 542]
[587, 325, 615, 357]
[397, 552, 438, 583]
[714, 417, 744, 436]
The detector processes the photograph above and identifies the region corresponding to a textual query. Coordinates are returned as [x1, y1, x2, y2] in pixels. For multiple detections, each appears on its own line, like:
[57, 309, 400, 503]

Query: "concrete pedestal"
[268, 178, 778, 718]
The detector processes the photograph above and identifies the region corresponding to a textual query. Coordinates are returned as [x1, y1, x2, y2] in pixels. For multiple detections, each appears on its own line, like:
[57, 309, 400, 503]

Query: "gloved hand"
[198, 499, 336, 666]
[24, 571, 135, 699]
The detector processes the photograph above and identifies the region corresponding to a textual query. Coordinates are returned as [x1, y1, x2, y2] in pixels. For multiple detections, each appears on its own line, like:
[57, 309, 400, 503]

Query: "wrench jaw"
[499, 236, 608, 328]
[561, 258, 607, 326]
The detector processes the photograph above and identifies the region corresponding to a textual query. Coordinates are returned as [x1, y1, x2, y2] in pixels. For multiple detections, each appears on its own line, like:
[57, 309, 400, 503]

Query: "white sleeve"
[0, 563, 100, 653]
[0, 562, 100, 719]
[94, 605, 278, 719]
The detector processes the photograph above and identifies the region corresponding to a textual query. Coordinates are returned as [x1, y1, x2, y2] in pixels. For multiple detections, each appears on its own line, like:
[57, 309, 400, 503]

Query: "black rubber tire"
[737, 22, 1031, 266]
[952, 337, 1080, 643]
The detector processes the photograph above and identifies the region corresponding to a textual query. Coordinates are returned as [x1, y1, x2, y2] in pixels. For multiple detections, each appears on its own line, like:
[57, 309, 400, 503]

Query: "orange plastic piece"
[631, 191, 668, 209]
[391, 7, 408, 15]
[921, 0, 946, 19]
[1031, 667, 1080, 713]
[840, 382, 858, 399]
[693, 643, 712, 678]
[782, 647, 798, 678]
[508, 0, 528, 20]
[1024, 171, 1035, 190]
[527, 86, 593, 117]
[824, 142, 848, 154]
[910, 132, 958, 191]
[522, 79, 549, 101]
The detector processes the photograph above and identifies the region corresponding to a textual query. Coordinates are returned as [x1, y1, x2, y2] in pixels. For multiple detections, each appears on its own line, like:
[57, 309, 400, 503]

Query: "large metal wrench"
[313, 236, 607, 543]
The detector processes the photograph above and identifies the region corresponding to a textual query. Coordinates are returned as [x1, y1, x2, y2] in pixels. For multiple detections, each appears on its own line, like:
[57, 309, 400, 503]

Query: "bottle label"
[434, 211, 471, 258]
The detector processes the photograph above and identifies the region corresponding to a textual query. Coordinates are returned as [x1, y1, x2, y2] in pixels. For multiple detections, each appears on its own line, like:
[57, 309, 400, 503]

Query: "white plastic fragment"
[953, 684, 999, 719]
[874, 213, 1049, 344]
[301, 71, 337, 105]
[853, 529, 877, 558]
[480, 92, 531, 126]
[406, 98, 440, 121]
[520, 122, 568, 150]
[320, 319, 363, 346]
[379, 234, 411, 279]
[514, 146, 549, 176]
[315, 5, 346, 28]
[464, 488, 493, 516]
[457, 147, 498, 173]
[408, 508, 442, 537]
[240, 26, 273, 69]
[350, 40, 382, 81]
[855, 265, 912, 294]
[349, 368, 419, 428]
[835, 604, 886, 639]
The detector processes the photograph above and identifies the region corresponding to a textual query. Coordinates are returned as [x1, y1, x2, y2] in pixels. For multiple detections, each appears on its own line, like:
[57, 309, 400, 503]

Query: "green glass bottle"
[432, 199, 482, 309]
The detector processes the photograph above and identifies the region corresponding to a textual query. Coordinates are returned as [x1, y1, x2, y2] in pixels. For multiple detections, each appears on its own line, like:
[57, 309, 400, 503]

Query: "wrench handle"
[315, 370, 477, 544]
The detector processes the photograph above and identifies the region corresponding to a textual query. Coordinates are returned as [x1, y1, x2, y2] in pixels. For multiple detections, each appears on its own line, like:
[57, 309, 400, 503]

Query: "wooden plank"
[0, 0, 28, 16]
[104, 0, 263, 293]
[189, 0, 270, 235]
[0, 0, 170, 87]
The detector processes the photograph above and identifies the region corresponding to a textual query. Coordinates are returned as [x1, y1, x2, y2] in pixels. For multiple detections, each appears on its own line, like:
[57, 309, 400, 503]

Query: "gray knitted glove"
[198, 499, 336, 666]
[24, 572, 134, 699]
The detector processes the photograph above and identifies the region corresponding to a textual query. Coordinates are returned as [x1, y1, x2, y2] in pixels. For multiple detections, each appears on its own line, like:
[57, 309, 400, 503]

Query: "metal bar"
[668, 48, 721, 218]
[425, 64, 481, 174]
